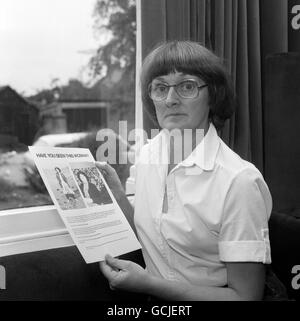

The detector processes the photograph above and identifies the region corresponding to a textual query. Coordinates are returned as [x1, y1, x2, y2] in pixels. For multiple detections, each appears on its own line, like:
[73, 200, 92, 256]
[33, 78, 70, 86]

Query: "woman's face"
[79, 173, 88, 184]
[151, 72, 210, 131]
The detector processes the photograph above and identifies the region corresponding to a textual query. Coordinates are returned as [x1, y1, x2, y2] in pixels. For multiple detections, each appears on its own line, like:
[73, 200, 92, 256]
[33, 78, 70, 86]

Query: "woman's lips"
[165, 113, 186, 118]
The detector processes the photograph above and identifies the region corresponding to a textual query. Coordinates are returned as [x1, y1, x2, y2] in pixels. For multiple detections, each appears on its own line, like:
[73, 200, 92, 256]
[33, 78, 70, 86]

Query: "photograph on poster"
[71, 162, 113, 206]
[43, 166, 86, 210]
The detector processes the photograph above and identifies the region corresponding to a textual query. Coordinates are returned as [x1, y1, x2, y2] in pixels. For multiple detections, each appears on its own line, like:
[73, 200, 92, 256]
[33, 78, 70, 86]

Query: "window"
[0, 0, 137, 212]
[0, 0, 140, 256]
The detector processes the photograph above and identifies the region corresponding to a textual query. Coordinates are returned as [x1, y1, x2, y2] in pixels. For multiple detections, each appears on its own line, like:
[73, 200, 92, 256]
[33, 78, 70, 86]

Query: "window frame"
[0, 205, 73, 257]
[0, 0, 142, 258]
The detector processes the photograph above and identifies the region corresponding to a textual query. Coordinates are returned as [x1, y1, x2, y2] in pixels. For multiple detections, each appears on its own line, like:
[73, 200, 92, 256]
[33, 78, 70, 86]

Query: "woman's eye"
[181, 81, 196, 91]
[154, 84, 167, 92]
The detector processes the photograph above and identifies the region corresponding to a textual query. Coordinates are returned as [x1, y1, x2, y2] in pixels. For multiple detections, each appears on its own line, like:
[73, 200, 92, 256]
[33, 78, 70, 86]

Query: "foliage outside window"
[0, 0, 136, 211]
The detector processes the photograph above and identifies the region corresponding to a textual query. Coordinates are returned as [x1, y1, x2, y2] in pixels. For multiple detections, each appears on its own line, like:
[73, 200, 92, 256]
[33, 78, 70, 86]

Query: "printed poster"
[29, 146, 141, 263]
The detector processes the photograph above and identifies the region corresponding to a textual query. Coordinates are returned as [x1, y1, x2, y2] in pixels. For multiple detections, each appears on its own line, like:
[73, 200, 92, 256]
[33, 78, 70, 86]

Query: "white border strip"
[126, 0, 142, 195]
[135, 0, 143, 135]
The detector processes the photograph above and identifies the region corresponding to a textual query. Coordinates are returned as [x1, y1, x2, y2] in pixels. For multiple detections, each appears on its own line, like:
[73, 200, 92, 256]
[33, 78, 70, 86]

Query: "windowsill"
[0, 205, 73, 257]
[0, 194, 135, 258]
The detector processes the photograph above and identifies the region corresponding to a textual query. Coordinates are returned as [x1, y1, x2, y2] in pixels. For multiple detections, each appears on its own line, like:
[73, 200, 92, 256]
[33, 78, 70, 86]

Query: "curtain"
[141, 0, 289, 173]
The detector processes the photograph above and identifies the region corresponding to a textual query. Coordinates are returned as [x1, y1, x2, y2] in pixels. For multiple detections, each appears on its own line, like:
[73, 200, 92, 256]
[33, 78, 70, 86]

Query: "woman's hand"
[99, 255, 151, 293]
[96, 162, 136, 234]
[96, 162, 125, 201]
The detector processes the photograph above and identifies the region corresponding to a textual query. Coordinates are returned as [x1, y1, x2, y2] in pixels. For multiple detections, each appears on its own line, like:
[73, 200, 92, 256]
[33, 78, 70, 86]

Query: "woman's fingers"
[96, 161, 115, 174]
[100, 255, 129, 276]
[95, 161, 107, 168]
[105, 254, 128, 270]
[95, 161, 108, 175]
[100, 260, 118, 278]
[95, 162, 124, 197]
[99, 261, 118, 291]
[100, 256, 146, 293]
[109, 284, 116, 291]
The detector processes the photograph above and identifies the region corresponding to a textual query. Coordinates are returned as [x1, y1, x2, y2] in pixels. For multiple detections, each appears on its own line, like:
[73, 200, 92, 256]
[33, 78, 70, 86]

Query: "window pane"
[0, 0, 136, 211]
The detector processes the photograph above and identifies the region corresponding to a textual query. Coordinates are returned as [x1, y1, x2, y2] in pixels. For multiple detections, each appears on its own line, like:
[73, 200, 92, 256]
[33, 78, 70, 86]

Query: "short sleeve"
[219, 167, 272, 264]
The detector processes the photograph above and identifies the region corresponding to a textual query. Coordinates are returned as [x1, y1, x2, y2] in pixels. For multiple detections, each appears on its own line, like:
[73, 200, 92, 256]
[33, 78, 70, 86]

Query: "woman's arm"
[100, 256, 265, 301]
[114, 192, 136, 235]
[146, 262, 265, 301]
[96, 162, 136, 235]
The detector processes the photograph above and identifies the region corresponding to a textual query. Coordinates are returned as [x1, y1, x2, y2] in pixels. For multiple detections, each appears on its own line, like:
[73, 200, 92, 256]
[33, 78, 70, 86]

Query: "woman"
[77, 171, 100, 205]
[55, 167, 75, 203]
[77, 170, 111, 205]
[97, 40, 272, 301]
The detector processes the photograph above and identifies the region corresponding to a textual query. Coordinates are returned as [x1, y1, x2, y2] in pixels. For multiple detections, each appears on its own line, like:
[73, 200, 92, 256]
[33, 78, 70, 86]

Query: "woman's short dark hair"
[140, 40, 235, 130]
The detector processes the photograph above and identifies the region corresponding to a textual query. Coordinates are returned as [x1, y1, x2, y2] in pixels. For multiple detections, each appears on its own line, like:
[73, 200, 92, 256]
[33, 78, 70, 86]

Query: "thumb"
[95, 161, 108, 175]
[96, 161, 108, 168]
[105, 254, 128, 270]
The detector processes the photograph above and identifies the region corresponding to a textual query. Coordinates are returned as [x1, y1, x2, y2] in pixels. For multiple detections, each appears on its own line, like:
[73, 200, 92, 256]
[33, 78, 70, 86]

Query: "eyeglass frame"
[148, 79, 208, 101]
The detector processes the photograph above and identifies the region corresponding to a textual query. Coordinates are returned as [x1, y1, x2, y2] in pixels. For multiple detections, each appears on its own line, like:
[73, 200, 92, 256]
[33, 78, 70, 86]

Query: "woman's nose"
[165, 87, 180, 108]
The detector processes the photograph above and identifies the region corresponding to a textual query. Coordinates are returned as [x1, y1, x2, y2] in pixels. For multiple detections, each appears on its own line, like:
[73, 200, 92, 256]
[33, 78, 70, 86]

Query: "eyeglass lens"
[150, 80, 204, 100]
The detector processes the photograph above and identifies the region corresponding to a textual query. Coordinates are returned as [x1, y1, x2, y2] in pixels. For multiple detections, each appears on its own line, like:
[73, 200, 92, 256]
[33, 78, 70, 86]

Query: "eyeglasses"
[148, 79, 208, 101]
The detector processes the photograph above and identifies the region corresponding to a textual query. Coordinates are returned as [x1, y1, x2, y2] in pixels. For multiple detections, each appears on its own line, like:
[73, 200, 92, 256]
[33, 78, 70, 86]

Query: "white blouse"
[134, 123, 272, 287]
